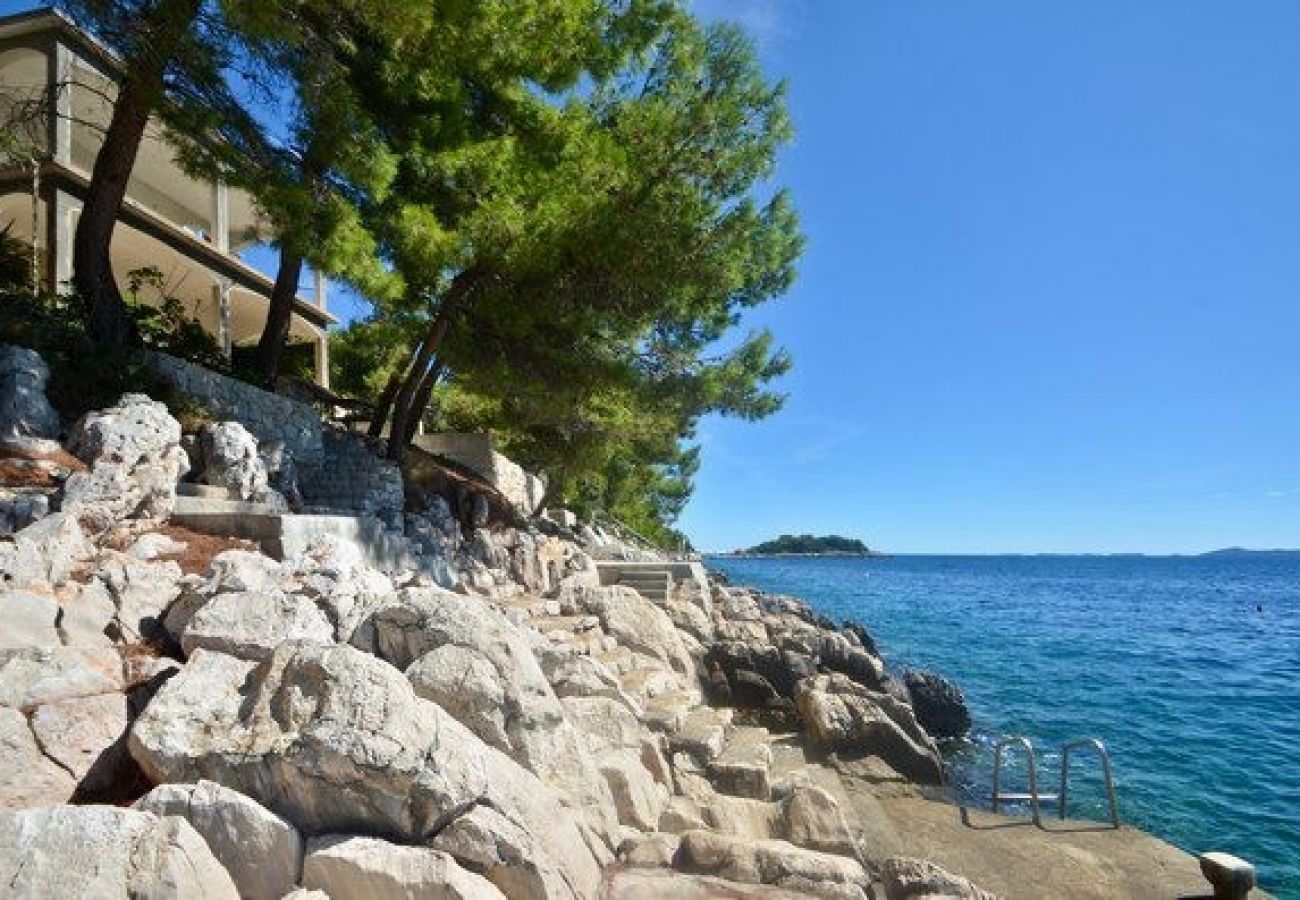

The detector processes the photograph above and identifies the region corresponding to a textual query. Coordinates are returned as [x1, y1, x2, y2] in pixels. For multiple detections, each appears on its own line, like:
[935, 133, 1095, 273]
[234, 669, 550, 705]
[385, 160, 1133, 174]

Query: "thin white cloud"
[692, 0, 803, 52]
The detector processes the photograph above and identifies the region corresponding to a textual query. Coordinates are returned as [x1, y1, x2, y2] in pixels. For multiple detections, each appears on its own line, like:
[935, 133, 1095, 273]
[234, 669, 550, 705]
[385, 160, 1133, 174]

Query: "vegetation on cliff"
[744, 534, 872, 555]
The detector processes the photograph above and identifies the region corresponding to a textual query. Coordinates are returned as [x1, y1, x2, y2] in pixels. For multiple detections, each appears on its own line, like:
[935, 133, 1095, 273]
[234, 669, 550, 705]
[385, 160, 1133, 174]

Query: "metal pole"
[30, 158, 40, 294]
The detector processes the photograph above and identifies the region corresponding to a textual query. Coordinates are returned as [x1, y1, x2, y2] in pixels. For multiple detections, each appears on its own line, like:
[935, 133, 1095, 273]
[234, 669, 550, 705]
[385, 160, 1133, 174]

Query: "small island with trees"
[730, 533, 879, 557]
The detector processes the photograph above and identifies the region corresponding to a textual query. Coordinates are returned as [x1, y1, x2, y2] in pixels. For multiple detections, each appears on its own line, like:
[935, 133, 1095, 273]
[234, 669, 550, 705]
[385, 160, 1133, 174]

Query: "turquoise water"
[707, 554, 1300, 898]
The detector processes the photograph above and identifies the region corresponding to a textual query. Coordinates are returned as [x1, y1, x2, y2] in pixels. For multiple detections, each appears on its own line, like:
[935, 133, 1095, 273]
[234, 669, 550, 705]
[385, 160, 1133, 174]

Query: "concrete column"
[212, 180, 229, 251]
[214, 278, 233, 359]
[313, 267, 327, 310]
[314, 328, 330, 389]
[51, 189, 74, 289]
[48, 39, 72, 166]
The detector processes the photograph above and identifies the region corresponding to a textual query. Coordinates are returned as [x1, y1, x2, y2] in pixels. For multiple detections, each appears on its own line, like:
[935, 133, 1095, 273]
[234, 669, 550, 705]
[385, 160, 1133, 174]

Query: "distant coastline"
[714, 550, 888, 559]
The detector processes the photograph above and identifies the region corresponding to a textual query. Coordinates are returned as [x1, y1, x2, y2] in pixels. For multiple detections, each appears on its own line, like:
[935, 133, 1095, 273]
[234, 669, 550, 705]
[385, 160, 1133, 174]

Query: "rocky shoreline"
[0, 344, 1233, 899]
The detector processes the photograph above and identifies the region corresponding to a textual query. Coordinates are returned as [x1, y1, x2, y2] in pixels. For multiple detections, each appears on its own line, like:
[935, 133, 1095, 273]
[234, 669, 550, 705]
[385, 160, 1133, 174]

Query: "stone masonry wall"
[297, 430, 404, 528]
[145, 352, 324, 463]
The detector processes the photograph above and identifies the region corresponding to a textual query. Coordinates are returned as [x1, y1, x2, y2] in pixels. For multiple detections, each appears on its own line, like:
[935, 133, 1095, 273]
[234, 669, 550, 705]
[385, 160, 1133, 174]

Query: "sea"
[706, 553, 1300, 898]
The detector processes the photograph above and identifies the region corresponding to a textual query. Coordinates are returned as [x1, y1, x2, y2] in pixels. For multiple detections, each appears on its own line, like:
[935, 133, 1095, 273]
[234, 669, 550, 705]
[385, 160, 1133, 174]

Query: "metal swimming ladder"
[991, 736, 1120, 829]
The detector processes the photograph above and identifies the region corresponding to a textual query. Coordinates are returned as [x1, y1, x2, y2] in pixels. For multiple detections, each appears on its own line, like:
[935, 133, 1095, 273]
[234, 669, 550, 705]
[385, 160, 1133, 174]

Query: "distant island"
[1198, 547, 1300, 558]
[729, 533, 880, 557]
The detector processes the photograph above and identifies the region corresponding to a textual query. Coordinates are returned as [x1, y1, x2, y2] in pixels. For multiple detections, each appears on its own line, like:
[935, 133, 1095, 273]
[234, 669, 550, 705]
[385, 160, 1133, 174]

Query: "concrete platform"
[765, 736, 1267, 900]
[171, 495, 412, 572]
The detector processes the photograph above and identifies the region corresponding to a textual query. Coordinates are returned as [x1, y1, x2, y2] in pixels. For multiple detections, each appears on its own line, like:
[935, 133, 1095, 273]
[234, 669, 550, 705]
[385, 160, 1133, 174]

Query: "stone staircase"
[615, 570, 673, 604]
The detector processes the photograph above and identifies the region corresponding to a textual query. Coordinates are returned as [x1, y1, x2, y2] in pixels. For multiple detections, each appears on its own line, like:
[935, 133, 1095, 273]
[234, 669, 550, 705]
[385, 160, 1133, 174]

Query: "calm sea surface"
[707, 554, 1300, 898]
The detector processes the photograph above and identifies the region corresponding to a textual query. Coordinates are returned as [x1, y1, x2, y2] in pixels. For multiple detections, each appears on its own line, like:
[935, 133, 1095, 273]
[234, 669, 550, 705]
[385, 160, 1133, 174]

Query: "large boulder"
[675, 830, 871, 898]
[607, 868, 815, 899]
[879, 857, 998, 900]
[794, 673, 943, 785]
[0, 512, 95, 591]
[135, 780, 304, 900]
[0, 805, 238, 898]
[197, 420, 278, 504]
[303, 834, 505, 900]
[29, 691, 130, 795]
[562, 584, 695, 677]
[360, 588, 620, 848]
[429, 803, 584, 900]
[903, 669, 972, 740]
[180, 588, 336, 660]
[0, 590, 60, 649]
[0, 344, 60, 442]
[0, 705, 76, 808]
[63, 394, 188, 529]
[128, 642, 604, 899]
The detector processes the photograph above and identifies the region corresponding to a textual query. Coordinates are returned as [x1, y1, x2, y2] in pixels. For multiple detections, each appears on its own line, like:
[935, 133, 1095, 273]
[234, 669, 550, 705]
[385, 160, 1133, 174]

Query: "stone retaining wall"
[298, 430, 404, 528]
[145, 352, 324, 463]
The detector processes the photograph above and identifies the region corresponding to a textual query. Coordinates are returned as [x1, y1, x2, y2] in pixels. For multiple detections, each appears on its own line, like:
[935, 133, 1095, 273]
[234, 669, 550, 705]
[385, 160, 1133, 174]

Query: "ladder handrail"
[1059, 738, 1121, 829]
[992, 736, 1044, 825]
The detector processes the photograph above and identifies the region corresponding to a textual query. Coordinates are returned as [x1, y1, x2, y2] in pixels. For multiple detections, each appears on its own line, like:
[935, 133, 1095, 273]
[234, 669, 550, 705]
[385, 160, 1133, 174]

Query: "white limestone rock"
[780, 784, 858, 858]
[0, 646, 123, 711]
[429, 804, 577, 900]
[564, 584, 694, 677]
[794, 673, 943, 785]
[126, 531, 188, 560]
[600, 752, 670, 832]
[128, 642, 603, 899]
[0, 512, 95, 590]
[363, 588, 620, 848]
[675, 830, 870, 898]
[63, 394, 189, 529]
[181, 588, 336, 661]
[0, 591, 60, 649]
[879, 857, 998, 900]
[0, 705, 76, 808]
[0, 344, 60, 442]
[198, 420, 270, 501]
[91, 551, 184, 644]
[0, 804, 238, 898]
[29, 691, 129, 793]
[303, 834, 505, 900]
[136, 780, 304, 900]
[606, 867, 815, 899]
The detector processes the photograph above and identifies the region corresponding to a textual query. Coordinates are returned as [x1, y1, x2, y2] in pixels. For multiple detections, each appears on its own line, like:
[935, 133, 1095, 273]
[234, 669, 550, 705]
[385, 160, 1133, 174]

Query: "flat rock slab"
[0, 805, 238, 898]
[710, 726, 773, 800]
[136, 780, 304, 900]
[874, 794, 1216, 900]
[607, 867, 816, 899]
[304, 834, 505, 900]
[0, 706, 75, 808]
[671, 706, 731, 762]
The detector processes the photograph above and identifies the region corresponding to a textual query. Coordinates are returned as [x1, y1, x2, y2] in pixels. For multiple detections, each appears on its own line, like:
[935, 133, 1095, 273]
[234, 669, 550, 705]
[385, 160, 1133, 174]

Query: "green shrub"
[0, 222, 29, 293]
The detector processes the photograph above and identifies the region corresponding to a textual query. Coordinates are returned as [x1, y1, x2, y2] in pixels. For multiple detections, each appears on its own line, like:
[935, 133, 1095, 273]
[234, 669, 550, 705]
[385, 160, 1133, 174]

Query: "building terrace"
[0, 7, 335, 384]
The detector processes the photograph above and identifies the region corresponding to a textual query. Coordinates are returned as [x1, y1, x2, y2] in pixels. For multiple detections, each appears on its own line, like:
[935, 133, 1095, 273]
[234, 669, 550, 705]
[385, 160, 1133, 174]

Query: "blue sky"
[680, 0, 1300, 553]
[10, 0, 1300, 553]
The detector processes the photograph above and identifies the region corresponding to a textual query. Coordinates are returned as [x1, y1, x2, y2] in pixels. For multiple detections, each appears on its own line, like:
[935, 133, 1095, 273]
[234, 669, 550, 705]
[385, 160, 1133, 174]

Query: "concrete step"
[708, 726, 773, 800]
[176, 482, 238, 499]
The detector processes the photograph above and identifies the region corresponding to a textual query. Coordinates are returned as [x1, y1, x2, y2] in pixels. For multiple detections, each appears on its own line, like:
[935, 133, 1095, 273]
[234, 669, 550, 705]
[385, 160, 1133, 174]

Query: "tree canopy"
[46, 0, 802, 545]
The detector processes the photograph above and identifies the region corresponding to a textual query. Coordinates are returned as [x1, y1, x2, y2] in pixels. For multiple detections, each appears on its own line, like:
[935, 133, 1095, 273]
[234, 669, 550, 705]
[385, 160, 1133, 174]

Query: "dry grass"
[0, 442, 87, 470]
[149, 523, 257, 575]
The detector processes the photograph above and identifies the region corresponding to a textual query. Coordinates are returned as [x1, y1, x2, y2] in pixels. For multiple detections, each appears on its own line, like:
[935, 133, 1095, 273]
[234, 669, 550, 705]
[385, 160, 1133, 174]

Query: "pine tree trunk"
[255, 250, 303, 384]
[401, 360, 444, 447]
[386, 269, 482, 460]
[73, 0, 201, 345]
[367, 370, 403, 439]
